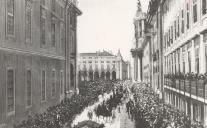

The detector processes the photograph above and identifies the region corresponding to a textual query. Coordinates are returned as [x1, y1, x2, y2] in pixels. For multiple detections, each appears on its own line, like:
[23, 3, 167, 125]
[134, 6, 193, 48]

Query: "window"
[139, 21, 142, 37]
[60, 7, 64, 19]
[193, 0, 198, 23]
[181, 10, 184, 33]
[51, 16, 56, 47]
[51, 70, 56, 97]
[60, 22, 65, 53]
[174, 52, 176, 73]
[186, 3, 190, 29]
[7, 69, 15, 113]
[41, 0, 45, 6]
[177, 17, 180, 37]
[195, 48, 199, 73]
[26, 70, 32, 107]
[174, 21, 177, 40]
[178, 50, 180, 72]
[101, 65, 104, 70]
[101, 61, 104, 63]
[7, 0, 15, 36]
[51, 0, 55, 12]
[202, 0, 207, 15]
[41, 70, 46, 101]
[188, 51, 191, 72]
[95, 65, 98, 69]
[205, 45, 207, 72]
[70, 12, 76, 28]
[171, 26, 173, 44]
[25, 0, 32, 43]
[40, 6, 46, 47]
[182, 47, 185, 73]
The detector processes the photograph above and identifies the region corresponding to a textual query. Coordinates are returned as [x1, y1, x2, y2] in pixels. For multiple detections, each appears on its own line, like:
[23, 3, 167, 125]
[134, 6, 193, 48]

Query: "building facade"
[0, 0, 81, 127]
[131, 1, 147, 82]
[161, 0, 207, 126]
[146, 0, 164, 98]
[78, 50, 130, 81]
[145, 0, 207, 126]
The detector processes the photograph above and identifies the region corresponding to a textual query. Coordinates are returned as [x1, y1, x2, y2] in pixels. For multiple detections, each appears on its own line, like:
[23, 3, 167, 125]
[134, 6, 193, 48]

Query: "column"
[204, 105, 207, 127]
[138, 57, 141, 81]
[200, 34, 206, 73]
[134, 56, 138, 81]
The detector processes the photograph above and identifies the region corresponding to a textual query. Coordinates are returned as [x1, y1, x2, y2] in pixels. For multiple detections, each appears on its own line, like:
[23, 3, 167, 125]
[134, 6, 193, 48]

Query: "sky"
[77, 0, 149, 60]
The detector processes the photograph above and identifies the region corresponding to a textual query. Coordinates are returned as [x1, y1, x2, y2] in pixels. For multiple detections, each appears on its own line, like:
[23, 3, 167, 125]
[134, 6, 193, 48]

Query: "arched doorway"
[101, 72, 105, 80]
[94, 71, 99, 80]
[112, 71, 116, 80]
[89, 71, 93, 81]
[106, 71, 110, 80]
[70, 64, 75, 87]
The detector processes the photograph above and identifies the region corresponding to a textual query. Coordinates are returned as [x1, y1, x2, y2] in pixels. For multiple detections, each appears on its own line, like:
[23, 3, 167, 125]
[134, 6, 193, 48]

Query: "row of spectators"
[131, 83, 204, 128]
[15, 80, 117, 128]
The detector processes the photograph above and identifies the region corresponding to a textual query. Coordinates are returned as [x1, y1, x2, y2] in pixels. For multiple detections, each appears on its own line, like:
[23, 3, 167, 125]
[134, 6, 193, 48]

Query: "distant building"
[0, 0, 81, 127]
[78, 50, 130, 81]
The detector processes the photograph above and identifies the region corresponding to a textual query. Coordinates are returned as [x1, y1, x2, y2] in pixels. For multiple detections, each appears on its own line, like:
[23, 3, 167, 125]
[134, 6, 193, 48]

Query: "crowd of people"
[15, 80, 117, 128]
[94, 87, 124, 122]
[130, 83, 204, 128]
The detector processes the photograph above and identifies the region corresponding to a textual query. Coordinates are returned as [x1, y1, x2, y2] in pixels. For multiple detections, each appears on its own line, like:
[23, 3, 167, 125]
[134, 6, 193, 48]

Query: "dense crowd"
[94, 87, 124, 121]
[14, 80, 117, 128]
[131, 83, 204, 128]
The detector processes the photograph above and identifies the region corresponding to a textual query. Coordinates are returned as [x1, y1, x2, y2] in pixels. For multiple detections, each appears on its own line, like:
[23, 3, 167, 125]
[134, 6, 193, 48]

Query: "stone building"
[161, 0, 207, 126]
[131, 1, 147, 82]
[0, 0, 81, 127]
[146, 0, 207, 126]
[146, 0, 164, 98]
[78, 50, 130, 81]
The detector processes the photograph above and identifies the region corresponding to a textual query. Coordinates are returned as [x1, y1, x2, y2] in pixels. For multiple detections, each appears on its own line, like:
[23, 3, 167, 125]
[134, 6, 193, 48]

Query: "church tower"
[131, 0, 146, 81]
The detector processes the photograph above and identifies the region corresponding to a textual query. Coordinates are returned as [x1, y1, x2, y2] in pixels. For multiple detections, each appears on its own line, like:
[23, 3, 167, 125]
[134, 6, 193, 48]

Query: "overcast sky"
[77, 0, 149, 60]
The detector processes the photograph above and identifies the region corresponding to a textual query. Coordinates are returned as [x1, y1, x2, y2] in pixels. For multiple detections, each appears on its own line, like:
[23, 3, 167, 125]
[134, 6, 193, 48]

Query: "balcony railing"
[164, 73, 207, 99]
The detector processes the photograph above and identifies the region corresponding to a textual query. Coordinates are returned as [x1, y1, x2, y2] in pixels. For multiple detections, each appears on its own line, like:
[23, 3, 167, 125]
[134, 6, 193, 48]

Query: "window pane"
[51, 17, 55, 47]
[51, 70, 56, 96]
[7, 0, 14, 14]
[40, 7, 46, 47]
[193, 4, 197, 23]
[41, 70, 46, 101]
[203, 0, 207, 14]
[7, 15, 14, 35]
[7, 69, 14, 112]
[26, 70, 32, 106]
[25, 0, 32, 43]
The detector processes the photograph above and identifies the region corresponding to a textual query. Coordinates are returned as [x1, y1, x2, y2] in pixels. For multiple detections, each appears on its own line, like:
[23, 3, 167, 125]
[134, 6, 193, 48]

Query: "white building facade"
[78, 50, 130, 81]
[162, 0, 207, 126]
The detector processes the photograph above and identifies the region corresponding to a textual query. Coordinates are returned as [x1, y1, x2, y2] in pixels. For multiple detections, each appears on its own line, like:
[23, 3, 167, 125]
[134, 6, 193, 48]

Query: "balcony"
[164, 73, 207, 100]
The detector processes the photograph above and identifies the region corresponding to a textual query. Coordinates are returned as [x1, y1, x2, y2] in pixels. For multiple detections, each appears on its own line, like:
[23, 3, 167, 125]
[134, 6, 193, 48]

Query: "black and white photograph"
[0, 0, 207, 128]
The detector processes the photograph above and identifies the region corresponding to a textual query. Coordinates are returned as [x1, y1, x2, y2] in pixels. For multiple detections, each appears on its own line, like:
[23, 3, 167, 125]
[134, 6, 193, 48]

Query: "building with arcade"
[78, 50, 131, 81]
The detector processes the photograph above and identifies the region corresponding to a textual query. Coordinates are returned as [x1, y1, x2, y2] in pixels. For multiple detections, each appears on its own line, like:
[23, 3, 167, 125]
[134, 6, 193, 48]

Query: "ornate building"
[78, 50, 130, 81]
[131, 1, 147, 82]
[0, 0, 81, 127]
